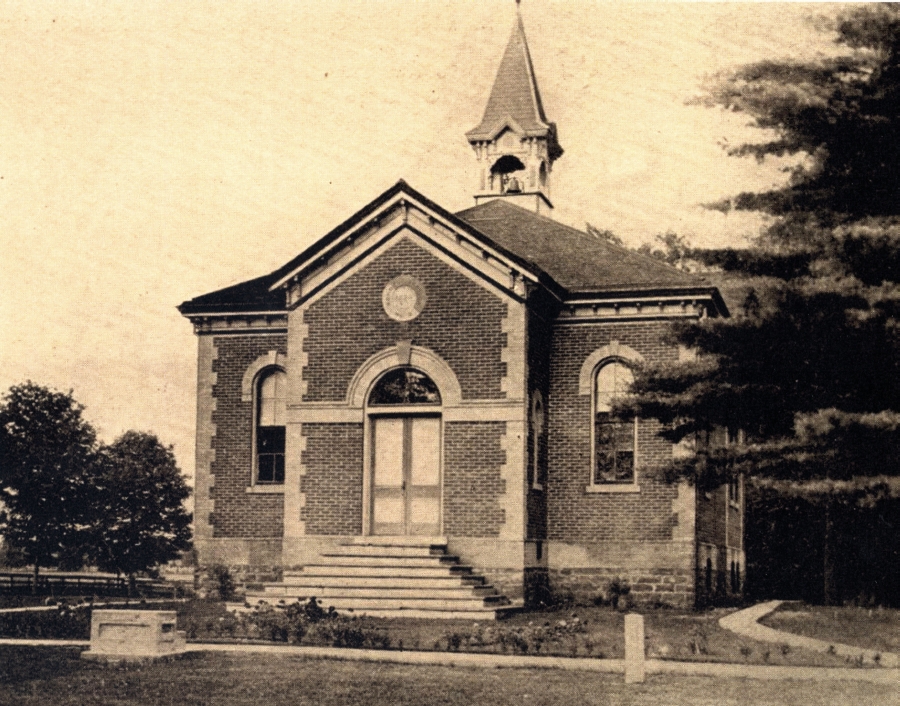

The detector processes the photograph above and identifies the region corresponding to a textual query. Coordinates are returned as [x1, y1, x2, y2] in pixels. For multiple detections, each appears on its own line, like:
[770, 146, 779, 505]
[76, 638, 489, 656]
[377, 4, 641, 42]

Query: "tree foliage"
[0, 382, 99, 579]
[702, 5, 900, 221]
[625, 6, 900, 503]
[0, 383, 193, 592]
[90, 431, 192, 589]
[618, 6, 900, 605]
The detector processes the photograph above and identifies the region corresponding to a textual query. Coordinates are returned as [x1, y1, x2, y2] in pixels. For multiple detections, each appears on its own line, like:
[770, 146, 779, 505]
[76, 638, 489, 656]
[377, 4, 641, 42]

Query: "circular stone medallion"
[382, 275, 426, 322]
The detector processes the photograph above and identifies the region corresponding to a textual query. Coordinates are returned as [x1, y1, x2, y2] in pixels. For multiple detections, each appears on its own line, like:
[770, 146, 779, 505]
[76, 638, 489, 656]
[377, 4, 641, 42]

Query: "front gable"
[299, 235, 513, 404]
[274, 185, 540, 310]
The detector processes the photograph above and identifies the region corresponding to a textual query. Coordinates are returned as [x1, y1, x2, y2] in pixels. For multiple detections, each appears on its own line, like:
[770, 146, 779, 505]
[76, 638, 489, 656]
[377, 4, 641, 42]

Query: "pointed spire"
[466, 4, 562, 215]
[466, 6, 558, 153]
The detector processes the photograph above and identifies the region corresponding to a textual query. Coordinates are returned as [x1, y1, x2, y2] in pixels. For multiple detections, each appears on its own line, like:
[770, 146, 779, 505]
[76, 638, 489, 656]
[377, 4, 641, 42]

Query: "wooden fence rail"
[0, 572, 180, 597]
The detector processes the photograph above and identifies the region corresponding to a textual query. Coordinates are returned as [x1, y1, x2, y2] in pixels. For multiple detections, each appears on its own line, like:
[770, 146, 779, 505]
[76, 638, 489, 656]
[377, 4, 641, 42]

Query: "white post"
[624, 613, 645, 684]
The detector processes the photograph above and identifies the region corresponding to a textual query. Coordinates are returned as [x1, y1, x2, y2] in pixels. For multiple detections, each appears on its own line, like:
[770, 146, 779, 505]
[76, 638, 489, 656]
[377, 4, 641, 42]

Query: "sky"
[0, 1, 844, 485]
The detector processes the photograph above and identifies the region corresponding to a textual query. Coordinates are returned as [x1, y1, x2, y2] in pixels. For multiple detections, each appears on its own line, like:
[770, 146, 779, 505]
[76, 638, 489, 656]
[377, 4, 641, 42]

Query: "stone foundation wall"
[547, 539, 695, 608]
[548, 567, 694, 609]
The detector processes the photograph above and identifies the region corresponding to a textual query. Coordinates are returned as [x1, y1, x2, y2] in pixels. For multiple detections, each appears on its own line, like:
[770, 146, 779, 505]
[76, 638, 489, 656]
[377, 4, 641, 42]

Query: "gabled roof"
[456, 199, 716, 296]
[179, 180, 726, 317]
[177, 272, 286, 315]
[466, 13, 559, 147]
[179, 180, 539, 316]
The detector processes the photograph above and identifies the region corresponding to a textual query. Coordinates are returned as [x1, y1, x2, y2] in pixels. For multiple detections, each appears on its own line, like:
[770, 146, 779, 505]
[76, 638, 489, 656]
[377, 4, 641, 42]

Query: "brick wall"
[697, 486, 726, 546]
[526, 301, 554, 540]
[303, 238, 507, 402]
[547, 322, 680, 543]
[209, 334, 287, 539]
[443, 422, 506, 537]
[543, 321, 696, 607]
[300, 423, 364, 535]
[696, 482, 744, 606]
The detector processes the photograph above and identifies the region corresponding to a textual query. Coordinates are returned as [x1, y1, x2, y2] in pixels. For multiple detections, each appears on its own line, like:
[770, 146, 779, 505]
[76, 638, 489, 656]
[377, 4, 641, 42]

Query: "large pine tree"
[624, 5, 900, 604]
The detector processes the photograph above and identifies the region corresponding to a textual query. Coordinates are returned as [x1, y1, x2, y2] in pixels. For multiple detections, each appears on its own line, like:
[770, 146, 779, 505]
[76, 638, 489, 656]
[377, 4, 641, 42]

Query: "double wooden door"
[371, 415, 441, 536]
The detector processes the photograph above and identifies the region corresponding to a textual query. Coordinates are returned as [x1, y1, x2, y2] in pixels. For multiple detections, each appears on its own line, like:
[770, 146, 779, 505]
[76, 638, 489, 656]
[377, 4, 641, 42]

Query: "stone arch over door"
[347, 345, 462, 409]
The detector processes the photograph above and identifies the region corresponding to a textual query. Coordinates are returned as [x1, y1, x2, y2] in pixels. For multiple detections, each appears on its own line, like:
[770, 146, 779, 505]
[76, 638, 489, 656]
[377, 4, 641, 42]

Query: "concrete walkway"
[188, 642, 899, 683]
[719, 600, 900, 669]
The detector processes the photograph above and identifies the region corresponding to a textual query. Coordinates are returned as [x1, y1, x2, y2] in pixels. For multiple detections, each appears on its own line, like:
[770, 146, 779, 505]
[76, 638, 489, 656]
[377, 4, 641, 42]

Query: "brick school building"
[179, 11, 742, 612]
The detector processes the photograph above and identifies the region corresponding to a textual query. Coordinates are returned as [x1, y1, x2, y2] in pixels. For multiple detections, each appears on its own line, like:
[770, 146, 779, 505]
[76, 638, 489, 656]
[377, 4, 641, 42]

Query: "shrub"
[445, 618, 589, 656]
[688, 624, 709, 655]
[207, 565, 236, 601]
[605, 577, 631, 610]
[0, 604, 91, 640]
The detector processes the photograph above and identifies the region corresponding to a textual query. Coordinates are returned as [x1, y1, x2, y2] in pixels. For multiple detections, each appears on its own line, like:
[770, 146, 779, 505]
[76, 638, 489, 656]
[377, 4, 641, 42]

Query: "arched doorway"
[367, 367, 442, 536]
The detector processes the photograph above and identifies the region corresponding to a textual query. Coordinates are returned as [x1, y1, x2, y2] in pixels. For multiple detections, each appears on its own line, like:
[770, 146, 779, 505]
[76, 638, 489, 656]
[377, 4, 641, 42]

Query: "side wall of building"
[696, 474, 745, 606]
[193, 330, 288, 576]
[546, 320, 695, 608]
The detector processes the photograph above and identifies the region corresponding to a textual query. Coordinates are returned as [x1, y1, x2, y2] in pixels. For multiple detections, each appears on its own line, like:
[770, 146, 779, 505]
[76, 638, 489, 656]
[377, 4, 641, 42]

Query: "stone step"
[347, 536, 447, 548]
[253, 538, 511, 619]
[330, 607, 503, 620]
[280, 575, 488, 590]
[285, 564, 475, 579]
[256, 585, 497, 600]
[245, 595, 503, 611]
[318, 554, 460, 567]
[329, 544, 446, 558]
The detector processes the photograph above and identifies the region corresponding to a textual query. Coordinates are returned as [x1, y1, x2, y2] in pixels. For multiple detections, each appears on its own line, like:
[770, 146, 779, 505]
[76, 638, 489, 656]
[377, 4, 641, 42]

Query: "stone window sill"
[246, 485, 285, 494]
[585, 483, 640, 494]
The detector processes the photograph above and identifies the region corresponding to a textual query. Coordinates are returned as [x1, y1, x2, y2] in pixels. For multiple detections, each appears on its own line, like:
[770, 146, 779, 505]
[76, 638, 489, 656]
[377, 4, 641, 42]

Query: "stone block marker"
[624, 613, 645, 683]
[81, 610, 186, 663]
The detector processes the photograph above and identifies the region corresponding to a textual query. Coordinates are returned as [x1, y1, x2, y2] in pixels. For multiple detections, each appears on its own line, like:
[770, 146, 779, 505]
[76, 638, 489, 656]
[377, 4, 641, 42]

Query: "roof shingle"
[456, 199, 705, 294]
[466, 14, 556, 144]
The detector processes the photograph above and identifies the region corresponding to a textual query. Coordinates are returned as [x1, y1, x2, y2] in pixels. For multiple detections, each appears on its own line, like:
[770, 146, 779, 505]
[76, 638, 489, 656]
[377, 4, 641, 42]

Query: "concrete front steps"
[245, 537, 514, 620]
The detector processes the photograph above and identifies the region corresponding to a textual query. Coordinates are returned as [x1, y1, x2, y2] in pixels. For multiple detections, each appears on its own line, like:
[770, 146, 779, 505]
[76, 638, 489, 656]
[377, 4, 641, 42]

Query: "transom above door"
[368, 367, 442, 537]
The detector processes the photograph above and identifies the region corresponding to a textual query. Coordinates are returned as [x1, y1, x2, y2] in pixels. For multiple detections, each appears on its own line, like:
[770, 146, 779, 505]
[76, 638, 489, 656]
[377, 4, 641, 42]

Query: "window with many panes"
[256, 369, 286, 484]
[593, 360, 636, 484]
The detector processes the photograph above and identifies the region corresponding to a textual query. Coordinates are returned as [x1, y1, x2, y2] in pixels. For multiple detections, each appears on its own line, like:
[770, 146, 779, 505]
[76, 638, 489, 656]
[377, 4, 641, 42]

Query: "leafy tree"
[0, 382, 98, 590]
[623, 5, 900, 604]
[636, 231, 691, 267]
[90, 431, 192, 595]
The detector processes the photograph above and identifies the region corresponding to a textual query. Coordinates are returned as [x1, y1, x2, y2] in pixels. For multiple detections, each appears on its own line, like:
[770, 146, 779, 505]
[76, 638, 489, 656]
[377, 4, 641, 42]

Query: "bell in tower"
[466, 3, 563, 214]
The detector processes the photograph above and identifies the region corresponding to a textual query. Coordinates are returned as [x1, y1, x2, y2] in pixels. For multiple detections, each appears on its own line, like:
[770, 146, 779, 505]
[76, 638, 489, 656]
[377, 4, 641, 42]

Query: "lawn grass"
[0, 647, 895, 706]
[762, 604, 900, 655]
[0, 599, 858, 667]
[290, 604, 857, 667]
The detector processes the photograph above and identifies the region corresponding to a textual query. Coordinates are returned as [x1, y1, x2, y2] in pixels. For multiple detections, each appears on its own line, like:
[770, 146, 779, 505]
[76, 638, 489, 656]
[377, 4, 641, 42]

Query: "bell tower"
[466, 3, 563, 214]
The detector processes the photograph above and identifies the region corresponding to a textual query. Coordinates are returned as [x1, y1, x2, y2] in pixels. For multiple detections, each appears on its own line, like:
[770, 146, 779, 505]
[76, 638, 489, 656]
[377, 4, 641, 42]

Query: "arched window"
[368, 367, 441, 406]
[593, 360, 636, 484]
[255, 369, 286, 484]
